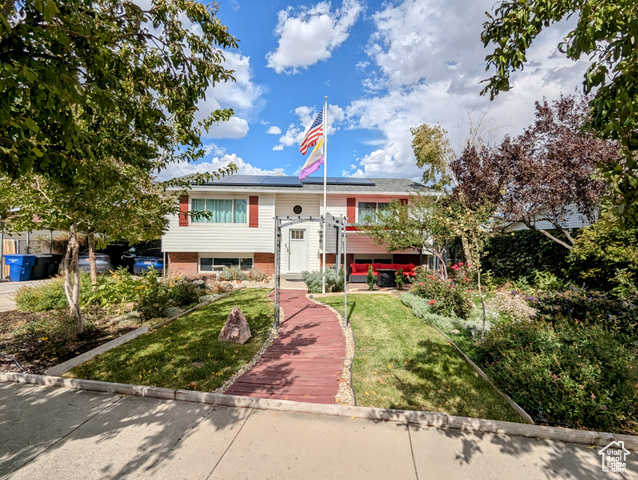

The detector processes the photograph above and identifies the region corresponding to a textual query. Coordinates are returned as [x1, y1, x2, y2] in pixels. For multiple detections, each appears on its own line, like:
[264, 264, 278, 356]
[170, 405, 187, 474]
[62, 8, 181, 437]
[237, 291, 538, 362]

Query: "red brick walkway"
[225, 290, 346, 404]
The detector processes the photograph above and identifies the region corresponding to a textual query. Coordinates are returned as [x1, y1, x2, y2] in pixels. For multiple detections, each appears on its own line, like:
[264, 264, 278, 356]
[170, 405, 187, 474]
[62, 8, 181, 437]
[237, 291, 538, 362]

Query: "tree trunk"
[88, 232, 97, 290]
[63, 224, 83, 333]
[461, 233, 473, 266]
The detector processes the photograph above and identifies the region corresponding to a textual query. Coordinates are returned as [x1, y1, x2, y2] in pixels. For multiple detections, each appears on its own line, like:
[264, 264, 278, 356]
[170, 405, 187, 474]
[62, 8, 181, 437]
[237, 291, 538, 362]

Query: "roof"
[181, 175, 439, 195]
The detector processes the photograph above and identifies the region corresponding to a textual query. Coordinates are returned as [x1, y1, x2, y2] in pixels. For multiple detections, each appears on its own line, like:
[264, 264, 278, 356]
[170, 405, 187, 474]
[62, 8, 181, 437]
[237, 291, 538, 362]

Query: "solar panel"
[215, 175, 268, 185]
[302, 177, 340, 185]
[336, 178, 375, 186]
[261, 176, 303, 187]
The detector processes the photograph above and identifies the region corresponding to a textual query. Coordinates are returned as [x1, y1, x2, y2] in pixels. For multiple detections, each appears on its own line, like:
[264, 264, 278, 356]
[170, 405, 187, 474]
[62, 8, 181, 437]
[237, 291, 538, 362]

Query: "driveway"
[0, 280, 50, 312]
[1, 381, 635, 480]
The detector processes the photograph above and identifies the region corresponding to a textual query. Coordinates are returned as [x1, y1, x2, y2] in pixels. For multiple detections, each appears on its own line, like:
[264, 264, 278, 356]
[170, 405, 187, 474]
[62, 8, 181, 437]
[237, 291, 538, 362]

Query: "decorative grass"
[66, 289, 274, 391]
[321, 294, 523, 423]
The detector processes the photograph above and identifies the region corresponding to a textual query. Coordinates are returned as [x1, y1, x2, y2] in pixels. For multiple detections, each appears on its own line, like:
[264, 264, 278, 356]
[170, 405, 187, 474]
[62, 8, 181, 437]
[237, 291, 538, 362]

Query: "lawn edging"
[43, 289, 238, 377]
[398, 292, 535, 425]
[2, 371, 636, 451]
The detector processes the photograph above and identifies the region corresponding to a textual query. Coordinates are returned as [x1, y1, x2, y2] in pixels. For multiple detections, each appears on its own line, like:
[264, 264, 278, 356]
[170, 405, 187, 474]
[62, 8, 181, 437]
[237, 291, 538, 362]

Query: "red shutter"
[346, 198, 356, 223]
[179, 195, 188, 227]
[249, 196, 259, 228]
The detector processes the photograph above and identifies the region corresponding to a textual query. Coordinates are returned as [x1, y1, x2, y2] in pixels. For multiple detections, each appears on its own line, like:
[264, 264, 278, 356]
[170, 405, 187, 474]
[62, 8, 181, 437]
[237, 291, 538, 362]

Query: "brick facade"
[254, 252, 275, 275]
[167, 252, 198, 277]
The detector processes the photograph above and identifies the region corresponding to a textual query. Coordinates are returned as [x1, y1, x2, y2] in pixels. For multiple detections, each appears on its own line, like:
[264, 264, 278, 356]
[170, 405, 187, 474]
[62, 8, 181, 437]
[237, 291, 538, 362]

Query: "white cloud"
[195, 52, 265, 139]
[158, 153, 285, 181]
[266, 0, 363, 74]
[267, 126, 282, 135]
[344, 0, 588, 179]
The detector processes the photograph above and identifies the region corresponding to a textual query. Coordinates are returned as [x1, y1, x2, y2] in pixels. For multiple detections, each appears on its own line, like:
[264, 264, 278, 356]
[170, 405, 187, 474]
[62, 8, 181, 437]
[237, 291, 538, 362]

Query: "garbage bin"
[48, 254, 63, 277]
[4, 254, 37, 282]
[30, 255, 53, 280]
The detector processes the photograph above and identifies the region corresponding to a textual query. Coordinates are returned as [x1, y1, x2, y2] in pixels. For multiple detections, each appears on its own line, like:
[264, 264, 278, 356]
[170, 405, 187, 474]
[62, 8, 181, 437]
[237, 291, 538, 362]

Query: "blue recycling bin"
[4, 254, 36, 281]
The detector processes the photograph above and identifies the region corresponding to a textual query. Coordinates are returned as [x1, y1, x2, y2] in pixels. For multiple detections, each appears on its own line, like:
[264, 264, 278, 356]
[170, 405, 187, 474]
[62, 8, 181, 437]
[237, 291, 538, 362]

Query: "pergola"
[273, 215, 349, 328]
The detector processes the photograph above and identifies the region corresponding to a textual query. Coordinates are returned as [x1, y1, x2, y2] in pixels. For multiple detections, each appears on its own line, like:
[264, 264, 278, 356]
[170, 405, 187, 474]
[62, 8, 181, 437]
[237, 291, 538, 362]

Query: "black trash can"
[48, 254, 63, 277]
[30, 255, 53, 280]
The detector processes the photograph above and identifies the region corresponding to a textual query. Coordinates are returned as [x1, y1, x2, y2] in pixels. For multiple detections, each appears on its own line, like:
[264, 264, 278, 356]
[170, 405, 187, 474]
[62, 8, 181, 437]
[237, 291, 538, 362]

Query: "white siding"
[275, 194, 322, 273]
[505, 205, 594, 232]
[162, 192, 275, 253]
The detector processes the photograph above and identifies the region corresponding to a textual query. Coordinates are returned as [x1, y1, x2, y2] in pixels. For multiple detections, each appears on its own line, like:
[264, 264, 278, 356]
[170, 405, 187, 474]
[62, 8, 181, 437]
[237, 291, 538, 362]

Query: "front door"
[288, 229, 308, 273]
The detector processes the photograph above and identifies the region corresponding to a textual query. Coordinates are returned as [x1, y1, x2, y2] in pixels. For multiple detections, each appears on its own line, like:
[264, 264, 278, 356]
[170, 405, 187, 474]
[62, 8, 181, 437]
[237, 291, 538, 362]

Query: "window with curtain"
[191, 198, 248, 224]
[358, 202, 388, 223]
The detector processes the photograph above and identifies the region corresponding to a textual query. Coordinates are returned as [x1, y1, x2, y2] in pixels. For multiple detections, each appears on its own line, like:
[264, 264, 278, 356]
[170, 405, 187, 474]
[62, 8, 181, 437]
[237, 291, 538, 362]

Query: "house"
[505, 204, 597, 232]
[161, 175, 439, 277]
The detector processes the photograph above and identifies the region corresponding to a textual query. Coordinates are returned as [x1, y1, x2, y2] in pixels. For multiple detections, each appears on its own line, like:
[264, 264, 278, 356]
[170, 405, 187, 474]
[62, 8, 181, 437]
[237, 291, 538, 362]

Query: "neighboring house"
[504, 204, 597, 232]
[162, 175, 438, 277]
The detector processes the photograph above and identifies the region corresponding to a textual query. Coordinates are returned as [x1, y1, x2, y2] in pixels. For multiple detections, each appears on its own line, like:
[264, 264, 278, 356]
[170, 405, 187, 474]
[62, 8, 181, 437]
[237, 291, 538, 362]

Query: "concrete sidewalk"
[1, 381, 635, 479]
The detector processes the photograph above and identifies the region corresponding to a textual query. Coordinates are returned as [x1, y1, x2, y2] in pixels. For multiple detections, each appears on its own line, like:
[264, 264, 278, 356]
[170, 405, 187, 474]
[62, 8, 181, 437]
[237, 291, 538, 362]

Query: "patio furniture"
[376, 268, 397, 288]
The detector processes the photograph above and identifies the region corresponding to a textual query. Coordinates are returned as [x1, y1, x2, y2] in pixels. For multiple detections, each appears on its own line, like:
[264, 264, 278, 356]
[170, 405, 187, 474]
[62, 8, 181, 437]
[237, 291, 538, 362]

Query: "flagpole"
[322, 96, 328, 294]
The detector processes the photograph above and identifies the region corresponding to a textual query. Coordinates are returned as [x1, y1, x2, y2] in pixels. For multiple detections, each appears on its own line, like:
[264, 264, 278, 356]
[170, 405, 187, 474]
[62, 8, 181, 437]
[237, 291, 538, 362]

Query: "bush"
[475, 317, 637, 433]
[15, 277, 68, 311]
[248, 267, 269, 282]
[532, 288, 638, 341]
[568, 219, 638, 296]
[219, 266, 247, 281]
[169, 281, 201, 307]
[135, 268, 170, 320]
[85, 267, 144, 312]
[483, 229, 572, 282]
[366, 265, 376, 290]
[395, 268, 405, 290]
[15, 273, 94, 312]
[411, 266, 474, 319]
[302, 268, 345, 293]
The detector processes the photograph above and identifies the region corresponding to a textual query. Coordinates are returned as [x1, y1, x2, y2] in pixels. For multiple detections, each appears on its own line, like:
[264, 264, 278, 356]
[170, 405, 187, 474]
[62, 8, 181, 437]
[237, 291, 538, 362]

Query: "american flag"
[299, 110, 323, 155]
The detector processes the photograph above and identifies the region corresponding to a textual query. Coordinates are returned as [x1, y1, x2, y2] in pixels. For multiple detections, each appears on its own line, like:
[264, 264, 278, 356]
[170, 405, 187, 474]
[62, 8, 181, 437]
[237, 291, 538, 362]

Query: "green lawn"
[321, 294, 524, 423]
[66, 289, 274, 391]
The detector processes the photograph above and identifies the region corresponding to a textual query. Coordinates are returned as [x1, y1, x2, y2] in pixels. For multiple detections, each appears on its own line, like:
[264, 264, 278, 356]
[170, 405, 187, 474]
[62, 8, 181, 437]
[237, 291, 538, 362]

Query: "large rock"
[218, 307, 251, 344]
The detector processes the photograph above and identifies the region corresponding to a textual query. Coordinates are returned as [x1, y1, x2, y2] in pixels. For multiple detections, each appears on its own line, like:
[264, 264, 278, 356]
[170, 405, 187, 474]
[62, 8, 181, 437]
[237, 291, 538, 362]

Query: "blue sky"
[159, 0, 588, 182]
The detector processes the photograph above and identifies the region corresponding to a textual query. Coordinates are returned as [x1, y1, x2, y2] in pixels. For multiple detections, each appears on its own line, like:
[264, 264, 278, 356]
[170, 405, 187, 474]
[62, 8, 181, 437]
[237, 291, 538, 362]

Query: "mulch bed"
[0, 309, 142, 374]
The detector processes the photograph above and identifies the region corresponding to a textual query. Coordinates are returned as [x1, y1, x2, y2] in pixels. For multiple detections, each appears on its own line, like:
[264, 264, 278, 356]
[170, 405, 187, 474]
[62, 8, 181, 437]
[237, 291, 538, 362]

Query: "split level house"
[162, 175, 439, 277]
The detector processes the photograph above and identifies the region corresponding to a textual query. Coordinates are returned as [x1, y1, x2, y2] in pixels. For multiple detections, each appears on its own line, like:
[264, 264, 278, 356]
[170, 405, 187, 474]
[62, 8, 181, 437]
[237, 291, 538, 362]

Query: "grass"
[66, 288, 274, 391]
[320, 294, 524, 423]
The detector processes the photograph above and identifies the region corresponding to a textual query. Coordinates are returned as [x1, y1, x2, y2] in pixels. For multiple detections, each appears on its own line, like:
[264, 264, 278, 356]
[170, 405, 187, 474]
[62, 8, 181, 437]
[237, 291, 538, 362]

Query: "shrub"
[395, 269, 405, 290]
[475, 317, 637, 433]
[248, 267, 269, 282]
[568, 218, 638, 296]
[411, 267, 474, 319]
[483, 229, 572, 282]
[15, 273, 94, 312]
[219, 266, 248, 281]
[169, 281, 201, 307]
[85, 267, 144, 312]
[302, 268, 345, 293]
[135, 268, 170, 320]
[366, 265, 376, 290]
[15, 277, 68, 311]
[531, 288, 638, 341]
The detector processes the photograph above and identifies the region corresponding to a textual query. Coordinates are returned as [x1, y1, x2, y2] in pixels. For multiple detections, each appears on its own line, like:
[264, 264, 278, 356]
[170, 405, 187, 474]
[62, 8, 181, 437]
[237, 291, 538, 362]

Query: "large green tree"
[481, 0, 638, 225]
[0, 0, 238, 330]
[0, 0, 236, 182]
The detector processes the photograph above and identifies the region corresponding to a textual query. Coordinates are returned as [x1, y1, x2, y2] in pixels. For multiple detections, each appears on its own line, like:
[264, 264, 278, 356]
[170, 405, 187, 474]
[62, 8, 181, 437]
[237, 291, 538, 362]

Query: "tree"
[481, 0, 638, 225]
[0, 0, 236, 183]
[497, 95, 618, 249]
[358, 196, 454, 279]
[0, 0, 239, 331]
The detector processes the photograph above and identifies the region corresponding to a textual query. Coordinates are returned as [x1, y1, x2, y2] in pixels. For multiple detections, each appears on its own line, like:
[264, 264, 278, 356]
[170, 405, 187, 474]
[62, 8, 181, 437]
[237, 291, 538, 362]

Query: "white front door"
[288, 229, 308, 273]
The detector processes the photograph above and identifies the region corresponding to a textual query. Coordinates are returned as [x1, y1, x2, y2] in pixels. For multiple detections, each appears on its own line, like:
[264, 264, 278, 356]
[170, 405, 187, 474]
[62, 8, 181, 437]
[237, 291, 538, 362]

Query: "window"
[199, 257, 253, 272]
[358, 202, 390, 223]
[192, 199, 247, 224]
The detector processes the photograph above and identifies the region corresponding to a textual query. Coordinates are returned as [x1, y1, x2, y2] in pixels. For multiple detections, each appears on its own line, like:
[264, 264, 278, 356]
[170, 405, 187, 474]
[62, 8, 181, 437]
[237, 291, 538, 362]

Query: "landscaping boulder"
[218, 307, 251, 344]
